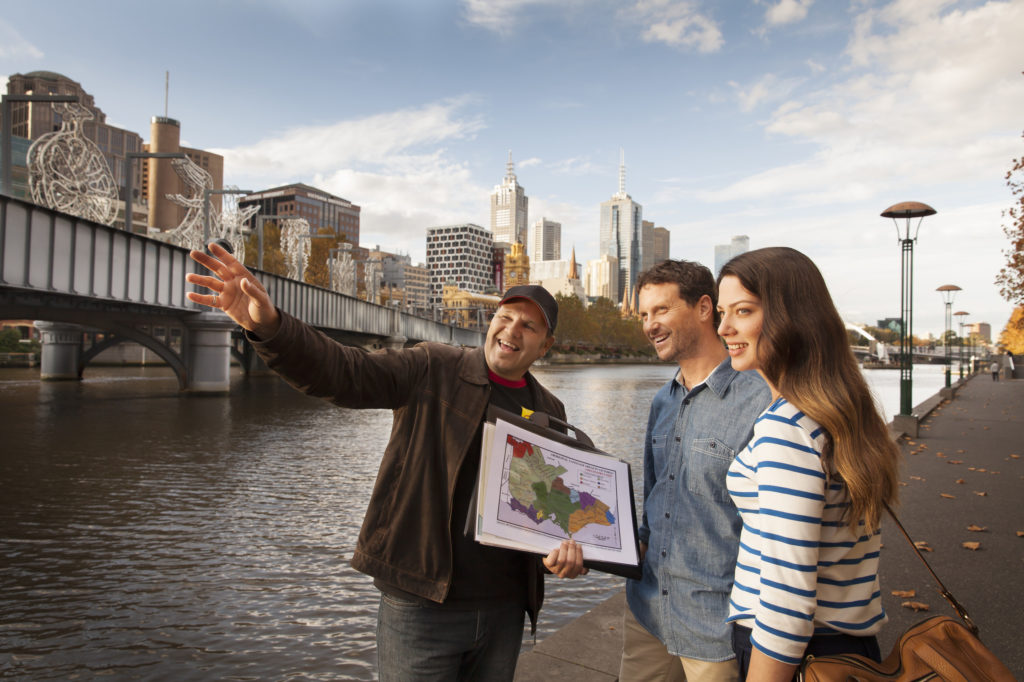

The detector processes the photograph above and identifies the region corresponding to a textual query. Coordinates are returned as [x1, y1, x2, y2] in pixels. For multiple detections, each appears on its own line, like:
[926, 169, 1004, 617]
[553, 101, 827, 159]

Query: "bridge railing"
[1, 194, 193, 310]
[0, 194, 484, 346]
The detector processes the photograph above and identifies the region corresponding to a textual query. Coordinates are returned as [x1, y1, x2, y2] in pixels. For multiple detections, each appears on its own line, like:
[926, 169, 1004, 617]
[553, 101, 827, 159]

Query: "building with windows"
[142, 116, 224, 231]
[238, 183, 360, 244]
[641, 221, 672, 272]
[531, 218, 561, 264]
[599, 152, 642, 304]
[968, 322, 992, 343]
[653, 226, 670, 264]
[490, 152, 528, 250]
[2, 71, 225, 233]
[2, 71, 145, 226]
[714, 235, 750, 275]
[426, 223, 495, 307]
[585, 254, 620, 302]
[368, 246, 431, 313]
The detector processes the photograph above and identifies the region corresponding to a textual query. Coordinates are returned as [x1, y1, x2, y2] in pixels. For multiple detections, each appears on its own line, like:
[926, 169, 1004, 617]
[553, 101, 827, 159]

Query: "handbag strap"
[884, 502, 979, 635]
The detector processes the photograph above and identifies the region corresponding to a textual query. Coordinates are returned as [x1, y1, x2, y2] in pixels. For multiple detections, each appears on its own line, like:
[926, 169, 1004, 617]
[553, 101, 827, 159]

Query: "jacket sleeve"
[250, 310, 429, 410]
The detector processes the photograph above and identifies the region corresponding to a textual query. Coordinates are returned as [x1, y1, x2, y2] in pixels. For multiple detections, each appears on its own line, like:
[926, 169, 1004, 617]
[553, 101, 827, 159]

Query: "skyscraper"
[530, 218, 561, 264]
[652, 226, 670, 264]
[490, 151, 528, 249]
[599, 151, 642, 306]
[425, 223, 494, 307]
[714, 235, 750, 275]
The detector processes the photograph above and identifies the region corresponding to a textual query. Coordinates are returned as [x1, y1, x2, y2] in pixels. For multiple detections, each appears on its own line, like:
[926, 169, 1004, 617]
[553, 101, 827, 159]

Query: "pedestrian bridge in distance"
[0, 194, 484, 392]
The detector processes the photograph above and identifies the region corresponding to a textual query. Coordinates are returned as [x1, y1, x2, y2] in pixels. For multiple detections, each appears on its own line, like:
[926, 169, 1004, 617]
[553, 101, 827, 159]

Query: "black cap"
[499, 285, 558, 333]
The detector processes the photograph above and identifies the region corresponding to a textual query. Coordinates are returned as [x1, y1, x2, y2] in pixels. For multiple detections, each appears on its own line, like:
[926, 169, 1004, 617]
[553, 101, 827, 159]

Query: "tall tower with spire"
[599, 149, 643, 307]
[490, 151, 529, 249]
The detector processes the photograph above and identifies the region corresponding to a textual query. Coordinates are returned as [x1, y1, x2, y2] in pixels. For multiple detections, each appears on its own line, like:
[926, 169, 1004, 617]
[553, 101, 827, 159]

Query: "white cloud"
[518, 156, 542, 168]
[211, 98, 489, 262]
[703, 0, 1024, 206]
[0, 21, 43, 60]
[762, 0, 815, 27]
[213, 97, 484, 183]
[631, 0, 724, 53]
[730, 73, 804, 112]
[461, 0, 569, 34]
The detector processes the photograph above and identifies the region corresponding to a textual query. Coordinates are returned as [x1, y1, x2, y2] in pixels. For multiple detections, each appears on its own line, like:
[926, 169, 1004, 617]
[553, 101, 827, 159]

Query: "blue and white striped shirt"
[726, 397, 887, 665]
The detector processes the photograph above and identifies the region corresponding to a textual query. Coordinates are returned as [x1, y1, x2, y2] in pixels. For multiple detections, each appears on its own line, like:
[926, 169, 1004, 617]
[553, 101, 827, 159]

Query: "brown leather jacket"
[251, 311, 566, 630]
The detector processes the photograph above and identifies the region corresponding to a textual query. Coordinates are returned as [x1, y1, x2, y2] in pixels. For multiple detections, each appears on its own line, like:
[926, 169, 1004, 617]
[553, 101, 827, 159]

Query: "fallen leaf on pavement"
[1011, 454, 1020, 459]
[974, 491, 987, 497]
[913, 541, 932, 551]
[949, 460, 963, 465]
[962, 542, 981, 551]
[902, 601, 930, 612]
[967, 524, 987, 532]
[910, 475, 924, 481]
[891, 589, 916, 598]
[956, 478, 966, 484]
[1017, 531, 1024, 537]
[940, 493, 956, 499]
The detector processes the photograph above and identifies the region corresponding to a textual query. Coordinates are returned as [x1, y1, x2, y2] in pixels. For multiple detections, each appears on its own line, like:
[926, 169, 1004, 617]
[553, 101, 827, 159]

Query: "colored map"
[500, 434, 620, 547]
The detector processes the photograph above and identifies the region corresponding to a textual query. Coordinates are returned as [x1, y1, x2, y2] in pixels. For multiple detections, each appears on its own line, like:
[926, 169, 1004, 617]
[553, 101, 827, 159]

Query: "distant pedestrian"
[991, 360, 1000, 381]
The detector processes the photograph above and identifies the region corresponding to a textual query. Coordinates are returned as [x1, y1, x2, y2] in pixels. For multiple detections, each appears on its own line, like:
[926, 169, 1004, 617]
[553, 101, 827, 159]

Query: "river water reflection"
[0, 362, 946, 680]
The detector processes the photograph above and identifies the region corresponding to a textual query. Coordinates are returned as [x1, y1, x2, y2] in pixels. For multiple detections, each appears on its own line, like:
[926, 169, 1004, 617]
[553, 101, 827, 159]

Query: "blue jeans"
[376, 593, 526, 681]
[731, 624, 881, 680]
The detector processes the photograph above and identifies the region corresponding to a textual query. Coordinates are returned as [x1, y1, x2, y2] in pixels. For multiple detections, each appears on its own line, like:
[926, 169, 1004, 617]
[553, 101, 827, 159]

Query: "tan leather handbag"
[798, 507, 1014, 681]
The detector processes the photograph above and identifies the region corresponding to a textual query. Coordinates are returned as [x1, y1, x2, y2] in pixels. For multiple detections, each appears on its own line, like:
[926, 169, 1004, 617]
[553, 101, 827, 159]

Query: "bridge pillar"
[35, 321, 84, 380]
[384, 335, 408, 350]
[184, 312, 237, 394]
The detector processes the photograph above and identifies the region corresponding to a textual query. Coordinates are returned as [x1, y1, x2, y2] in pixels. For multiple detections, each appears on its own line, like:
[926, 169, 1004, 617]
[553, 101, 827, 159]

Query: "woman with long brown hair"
[716, 246, 899, 681]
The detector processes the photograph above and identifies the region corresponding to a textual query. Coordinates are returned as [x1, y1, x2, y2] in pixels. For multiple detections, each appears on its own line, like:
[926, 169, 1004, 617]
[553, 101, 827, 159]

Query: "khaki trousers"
[619, 604, 739, 682]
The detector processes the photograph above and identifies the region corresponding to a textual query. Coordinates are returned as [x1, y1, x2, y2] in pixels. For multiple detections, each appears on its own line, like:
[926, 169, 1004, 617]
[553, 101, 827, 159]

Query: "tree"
[998, 307, 1024, 354]
[995, 131, 1024, 306]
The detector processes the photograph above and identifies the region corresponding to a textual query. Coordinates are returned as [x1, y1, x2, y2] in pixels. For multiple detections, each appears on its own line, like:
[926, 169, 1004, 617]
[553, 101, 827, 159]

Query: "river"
[0, 362, 947, 680]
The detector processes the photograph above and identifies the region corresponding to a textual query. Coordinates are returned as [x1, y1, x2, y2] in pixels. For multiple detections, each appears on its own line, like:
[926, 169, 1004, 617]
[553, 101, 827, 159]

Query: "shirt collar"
[669, 357, 741, 398]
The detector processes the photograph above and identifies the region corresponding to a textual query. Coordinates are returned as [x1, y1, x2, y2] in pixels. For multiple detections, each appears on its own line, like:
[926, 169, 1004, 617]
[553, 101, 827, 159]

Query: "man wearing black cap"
[186, 244, 585, 682]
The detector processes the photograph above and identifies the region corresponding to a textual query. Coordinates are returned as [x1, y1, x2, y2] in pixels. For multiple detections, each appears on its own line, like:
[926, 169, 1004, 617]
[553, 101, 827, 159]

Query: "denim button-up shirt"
[626, 359, 770, 661]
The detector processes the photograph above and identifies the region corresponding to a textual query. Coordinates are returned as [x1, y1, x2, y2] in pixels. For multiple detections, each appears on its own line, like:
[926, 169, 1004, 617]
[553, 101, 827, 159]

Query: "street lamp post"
[936, 284, 961, 389]
[1, 93, 78, 196]
[203, 188, 252, 246]
[954, 311, 969, 380]
[881, 201, 936, 434]
[123, 152, 186, 234]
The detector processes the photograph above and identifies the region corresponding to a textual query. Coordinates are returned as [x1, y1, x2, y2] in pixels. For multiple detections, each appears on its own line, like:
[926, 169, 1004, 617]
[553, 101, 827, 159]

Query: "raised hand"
[186, 242, 281, 338]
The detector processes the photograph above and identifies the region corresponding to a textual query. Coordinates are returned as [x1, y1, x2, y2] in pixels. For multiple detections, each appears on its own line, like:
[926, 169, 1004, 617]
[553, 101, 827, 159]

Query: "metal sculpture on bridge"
[216, 192, 258, 264]
[329, 242, 356, 296]
[165, 158, 256, 259]
[164, 157, 211, 252]
[364, 258, 381, 304]
[26, 103, 118, 226]
[281, 218, 311, 281]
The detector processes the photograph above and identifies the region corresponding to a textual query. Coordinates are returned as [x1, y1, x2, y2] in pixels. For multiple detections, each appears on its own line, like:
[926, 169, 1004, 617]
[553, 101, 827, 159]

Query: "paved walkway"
[515, 372, 1023, 680]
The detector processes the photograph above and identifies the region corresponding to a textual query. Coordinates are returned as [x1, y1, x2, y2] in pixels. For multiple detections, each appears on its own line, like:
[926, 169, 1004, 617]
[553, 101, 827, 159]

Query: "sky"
[2, 0, 1023, 338]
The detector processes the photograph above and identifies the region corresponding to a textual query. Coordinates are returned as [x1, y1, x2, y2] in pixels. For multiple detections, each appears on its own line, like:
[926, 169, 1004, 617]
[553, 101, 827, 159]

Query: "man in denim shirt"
[621, 260, 770, 681]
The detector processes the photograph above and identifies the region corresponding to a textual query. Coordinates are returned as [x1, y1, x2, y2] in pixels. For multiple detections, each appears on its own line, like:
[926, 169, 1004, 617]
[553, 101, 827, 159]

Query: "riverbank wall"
[515, 369, 1023, 680]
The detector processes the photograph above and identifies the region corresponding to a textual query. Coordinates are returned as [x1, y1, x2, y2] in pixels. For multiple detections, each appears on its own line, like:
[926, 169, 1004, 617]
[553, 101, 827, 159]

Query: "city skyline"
[1, 0, 1022, 337]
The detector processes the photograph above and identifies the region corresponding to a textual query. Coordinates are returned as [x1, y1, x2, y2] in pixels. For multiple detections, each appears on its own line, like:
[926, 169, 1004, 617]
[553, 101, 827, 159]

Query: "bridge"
[0, 194, 485, 392]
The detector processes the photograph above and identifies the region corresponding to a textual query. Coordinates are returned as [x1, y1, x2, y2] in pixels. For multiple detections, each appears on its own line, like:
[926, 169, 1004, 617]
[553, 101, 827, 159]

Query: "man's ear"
[698, 294, 714, 322]
[541, 335, 555, 355]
